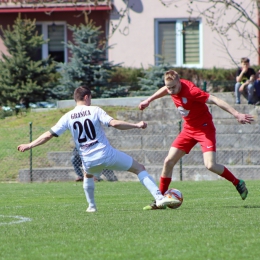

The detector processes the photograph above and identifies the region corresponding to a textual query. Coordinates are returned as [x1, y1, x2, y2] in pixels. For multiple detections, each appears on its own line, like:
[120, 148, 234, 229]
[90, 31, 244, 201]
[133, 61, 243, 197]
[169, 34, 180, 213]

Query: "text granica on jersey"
[71, 110, 91, 119]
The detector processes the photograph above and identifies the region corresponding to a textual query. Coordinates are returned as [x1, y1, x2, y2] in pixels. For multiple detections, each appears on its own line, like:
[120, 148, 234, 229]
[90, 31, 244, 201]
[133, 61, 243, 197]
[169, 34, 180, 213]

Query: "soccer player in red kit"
[139, 70, 253, 210]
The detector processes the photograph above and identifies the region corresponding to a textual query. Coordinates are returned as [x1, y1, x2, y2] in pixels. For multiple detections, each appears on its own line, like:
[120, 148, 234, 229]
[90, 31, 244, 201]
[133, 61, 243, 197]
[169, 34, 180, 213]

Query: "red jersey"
[170, 79, 212, 128]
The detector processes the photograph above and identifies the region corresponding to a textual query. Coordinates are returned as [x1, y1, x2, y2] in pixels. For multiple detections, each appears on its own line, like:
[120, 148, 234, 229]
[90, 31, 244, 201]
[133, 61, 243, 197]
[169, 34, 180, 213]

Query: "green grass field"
[0, 180, 260, 260]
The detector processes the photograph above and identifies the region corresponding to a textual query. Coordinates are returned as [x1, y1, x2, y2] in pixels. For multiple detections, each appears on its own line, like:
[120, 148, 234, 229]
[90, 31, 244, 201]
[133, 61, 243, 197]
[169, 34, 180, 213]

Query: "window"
[35, 22, 67, 63]
[155, 19, 202, 68]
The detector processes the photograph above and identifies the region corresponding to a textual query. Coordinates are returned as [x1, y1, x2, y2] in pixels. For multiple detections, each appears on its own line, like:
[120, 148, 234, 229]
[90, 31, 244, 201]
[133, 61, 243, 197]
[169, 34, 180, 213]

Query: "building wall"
[0, 10, 109, 59]
[108, 0, 258, 69]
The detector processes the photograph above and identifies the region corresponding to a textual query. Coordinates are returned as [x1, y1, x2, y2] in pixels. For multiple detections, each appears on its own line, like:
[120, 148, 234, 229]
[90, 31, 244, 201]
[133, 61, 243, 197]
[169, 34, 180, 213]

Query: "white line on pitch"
[0, 215, 32, 225]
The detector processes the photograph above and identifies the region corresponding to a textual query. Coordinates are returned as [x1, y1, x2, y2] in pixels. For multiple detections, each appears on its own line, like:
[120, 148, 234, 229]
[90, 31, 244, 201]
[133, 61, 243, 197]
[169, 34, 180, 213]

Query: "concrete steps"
[46, 149, 260, 167]
[19, 165, 260, 182]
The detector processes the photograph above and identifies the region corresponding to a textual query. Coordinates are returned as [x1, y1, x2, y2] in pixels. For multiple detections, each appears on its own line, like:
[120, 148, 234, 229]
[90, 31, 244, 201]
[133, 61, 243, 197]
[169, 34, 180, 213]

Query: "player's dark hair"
[241, 57, 250, 63]
[74, 86, 92, 101]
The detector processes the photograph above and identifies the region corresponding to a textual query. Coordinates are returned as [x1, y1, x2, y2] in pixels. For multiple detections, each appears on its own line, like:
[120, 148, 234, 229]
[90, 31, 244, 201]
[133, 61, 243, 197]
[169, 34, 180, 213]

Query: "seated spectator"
[234, 57, 256, 104]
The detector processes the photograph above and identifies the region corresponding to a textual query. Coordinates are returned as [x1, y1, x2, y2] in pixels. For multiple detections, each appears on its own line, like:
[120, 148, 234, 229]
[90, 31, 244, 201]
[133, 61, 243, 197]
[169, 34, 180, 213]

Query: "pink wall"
[108, 0, 259, 69]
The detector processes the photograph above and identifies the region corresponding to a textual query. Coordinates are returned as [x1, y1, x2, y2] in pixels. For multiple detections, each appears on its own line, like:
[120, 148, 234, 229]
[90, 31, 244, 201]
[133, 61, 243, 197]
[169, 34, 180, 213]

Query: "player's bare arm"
[17, 131, 54, 152]
[139, 86, 168, 110]
[109, 119, 147, 130]
[206, 95, 254, 124]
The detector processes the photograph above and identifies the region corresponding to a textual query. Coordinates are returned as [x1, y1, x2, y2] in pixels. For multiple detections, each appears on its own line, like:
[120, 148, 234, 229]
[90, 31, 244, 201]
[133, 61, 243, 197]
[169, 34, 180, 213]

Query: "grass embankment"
[0, 106, 136, 181]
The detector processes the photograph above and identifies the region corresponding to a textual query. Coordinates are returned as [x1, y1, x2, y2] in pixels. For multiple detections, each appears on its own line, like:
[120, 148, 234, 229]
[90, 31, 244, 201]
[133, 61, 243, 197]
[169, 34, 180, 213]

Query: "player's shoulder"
[89, 105, 101, 110]
[89, 105, 105, 113]
[180, 78, 196, 86]
[180, 79, 198, 91]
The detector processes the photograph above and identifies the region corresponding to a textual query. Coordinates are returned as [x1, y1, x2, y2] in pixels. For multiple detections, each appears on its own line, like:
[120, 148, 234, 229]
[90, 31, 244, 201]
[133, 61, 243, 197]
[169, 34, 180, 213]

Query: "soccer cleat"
[236, 179, 248, 200]
[143, 200, 166, 210]
[86, 206, 97, 213]
[156, 196, 180, 208]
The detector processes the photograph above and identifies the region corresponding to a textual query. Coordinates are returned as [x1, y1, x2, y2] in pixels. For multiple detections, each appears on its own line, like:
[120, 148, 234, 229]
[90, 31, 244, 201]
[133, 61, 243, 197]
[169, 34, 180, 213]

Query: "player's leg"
[203, 151, 248, 200]
[234, 82, 242, 104]
[158, 131, 195, 195]
[126, 155, 180, 208]
[198, 123, 248, 200]
[247, 83, 255, 104]
[108, 150, 179, 209]
[160, 147, 186, 195]
[142, 147, 187, 210]
[128, 159, 165, 203]
[128, 159, 180, 210]
[83, 172, 97, 212]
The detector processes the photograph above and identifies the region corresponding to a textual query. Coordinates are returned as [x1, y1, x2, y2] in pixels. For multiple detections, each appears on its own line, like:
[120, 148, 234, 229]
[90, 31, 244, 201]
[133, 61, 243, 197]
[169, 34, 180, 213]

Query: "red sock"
[220, 167, 239, 186]
[159, 177, 172, 195]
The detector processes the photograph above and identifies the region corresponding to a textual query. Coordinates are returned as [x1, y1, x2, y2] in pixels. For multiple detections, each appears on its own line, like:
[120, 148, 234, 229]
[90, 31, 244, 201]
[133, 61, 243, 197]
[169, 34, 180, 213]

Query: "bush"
[0, 109, 13, 119]
[109, 67, 144, 92]
[111, 66, 240, 96]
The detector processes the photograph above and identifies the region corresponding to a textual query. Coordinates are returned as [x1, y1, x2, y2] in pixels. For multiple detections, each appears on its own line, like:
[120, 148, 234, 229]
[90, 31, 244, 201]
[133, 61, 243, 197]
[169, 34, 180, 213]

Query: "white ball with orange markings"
[164, 188, 183, 209]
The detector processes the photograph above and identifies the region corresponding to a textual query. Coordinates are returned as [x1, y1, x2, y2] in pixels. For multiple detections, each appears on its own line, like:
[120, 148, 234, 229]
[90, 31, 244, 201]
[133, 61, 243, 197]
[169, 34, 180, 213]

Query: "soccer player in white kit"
[17, 86, 177, 212]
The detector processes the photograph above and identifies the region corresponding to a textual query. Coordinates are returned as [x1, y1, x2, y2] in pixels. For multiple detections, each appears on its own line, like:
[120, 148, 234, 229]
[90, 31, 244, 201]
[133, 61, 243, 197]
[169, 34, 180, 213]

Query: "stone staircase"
[19, 92, 260, 182]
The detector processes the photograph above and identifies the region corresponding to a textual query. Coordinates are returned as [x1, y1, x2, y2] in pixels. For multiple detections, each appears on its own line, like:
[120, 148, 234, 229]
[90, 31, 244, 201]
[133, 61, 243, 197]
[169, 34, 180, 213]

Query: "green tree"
[137, 64, 174, 96]
[0, 15, 58, 108]
[55, 20, 121, 99]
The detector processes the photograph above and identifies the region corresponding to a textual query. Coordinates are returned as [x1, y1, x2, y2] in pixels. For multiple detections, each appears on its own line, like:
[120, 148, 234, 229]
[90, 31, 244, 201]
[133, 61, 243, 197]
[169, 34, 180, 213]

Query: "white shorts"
[82, 148, 133, 175]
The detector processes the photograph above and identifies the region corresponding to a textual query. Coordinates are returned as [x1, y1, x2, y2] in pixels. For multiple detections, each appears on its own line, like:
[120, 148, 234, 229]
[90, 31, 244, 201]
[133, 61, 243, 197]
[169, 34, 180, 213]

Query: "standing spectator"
[139, 70, 253, 210]
[235, 57, 256, 104]
[17, 86, 177, 212]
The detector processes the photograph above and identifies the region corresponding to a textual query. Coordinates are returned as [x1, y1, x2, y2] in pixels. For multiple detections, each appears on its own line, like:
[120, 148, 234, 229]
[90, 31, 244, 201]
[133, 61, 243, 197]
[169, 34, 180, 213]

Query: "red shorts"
[172, 122, 216, 154]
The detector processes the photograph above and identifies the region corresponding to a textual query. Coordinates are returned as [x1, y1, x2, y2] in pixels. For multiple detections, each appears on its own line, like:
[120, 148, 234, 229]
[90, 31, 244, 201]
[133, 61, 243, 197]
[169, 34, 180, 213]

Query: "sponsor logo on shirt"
[177, 106, 190, 117]
[71, 110, 91, 119]
[182, 97, 187, 104]
[80, 140, 99, 149]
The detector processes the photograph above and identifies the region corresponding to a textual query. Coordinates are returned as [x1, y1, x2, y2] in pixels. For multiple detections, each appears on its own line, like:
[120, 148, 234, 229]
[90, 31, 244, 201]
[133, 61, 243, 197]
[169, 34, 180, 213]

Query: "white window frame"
[154, 18, 203, 68]
[36, 21, 68, 63]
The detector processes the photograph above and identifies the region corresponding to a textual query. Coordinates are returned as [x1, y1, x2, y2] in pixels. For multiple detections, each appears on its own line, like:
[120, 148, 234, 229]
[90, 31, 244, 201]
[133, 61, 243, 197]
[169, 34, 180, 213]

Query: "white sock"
[83, 177, 96, 208]
[138, 171, 164, 200]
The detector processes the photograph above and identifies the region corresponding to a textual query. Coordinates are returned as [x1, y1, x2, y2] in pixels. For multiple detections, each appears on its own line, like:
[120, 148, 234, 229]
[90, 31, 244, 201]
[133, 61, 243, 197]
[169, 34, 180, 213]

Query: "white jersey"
[50, 105, 114, 161]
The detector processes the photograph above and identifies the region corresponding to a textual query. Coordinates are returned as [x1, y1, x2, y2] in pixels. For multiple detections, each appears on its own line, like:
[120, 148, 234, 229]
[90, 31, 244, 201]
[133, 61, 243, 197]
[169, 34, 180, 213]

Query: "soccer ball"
[164, 188, 183, 209]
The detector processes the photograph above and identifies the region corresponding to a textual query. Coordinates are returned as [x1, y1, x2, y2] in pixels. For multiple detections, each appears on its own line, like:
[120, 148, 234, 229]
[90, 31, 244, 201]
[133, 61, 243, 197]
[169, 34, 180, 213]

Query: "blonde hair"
[164, 70, 179, 84]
